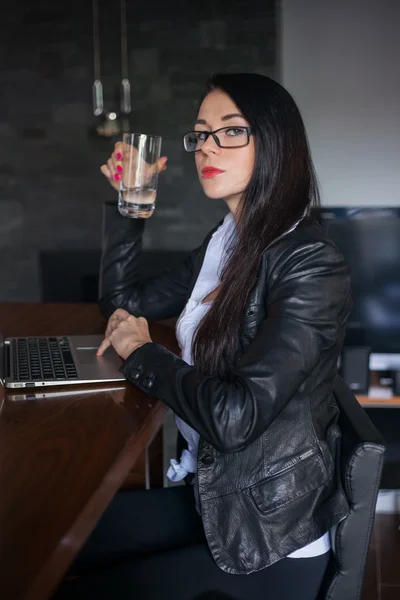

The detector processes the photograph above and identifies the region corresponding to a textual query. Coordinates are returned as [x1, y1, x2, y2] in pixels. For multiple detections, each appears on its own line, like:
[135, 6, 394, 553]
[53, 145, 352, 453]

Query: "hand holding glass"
[118, 133, 162, 219]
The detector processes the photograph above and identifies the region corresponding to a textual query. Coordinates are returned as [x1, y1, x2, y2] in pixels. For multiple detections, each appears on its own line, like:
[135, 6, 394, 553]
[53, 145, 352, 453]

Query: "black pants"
[52, 486, 330, 600]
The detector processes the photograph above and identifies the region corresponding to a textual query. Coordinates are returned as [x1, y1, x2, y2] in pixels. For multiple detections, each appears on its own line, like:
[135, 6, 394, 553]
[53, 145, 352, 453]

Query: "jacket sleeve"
[120, 238, 352, 453]
[98, 202, 216, 320]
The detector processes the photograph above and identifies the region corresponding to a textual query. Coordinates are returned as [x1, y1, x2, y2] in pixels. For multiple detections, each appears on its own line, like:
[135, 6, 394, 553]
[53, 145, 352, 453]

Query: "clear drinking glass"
[118, 133, 162, 219]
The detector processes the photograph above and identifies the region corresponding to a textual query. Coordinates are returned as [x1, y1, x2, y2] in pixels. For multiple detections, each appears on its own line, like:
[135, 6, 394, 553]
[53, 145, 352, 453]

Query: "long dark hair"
[192, 73, 320, 379]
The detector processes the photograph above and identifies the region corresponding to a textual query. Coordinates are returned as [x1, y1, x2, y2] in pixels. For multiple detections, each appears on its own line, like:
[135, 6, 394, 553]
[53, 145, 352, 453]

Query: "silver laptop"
[7, 383, 127, 402]
[0, 333, 125, 389]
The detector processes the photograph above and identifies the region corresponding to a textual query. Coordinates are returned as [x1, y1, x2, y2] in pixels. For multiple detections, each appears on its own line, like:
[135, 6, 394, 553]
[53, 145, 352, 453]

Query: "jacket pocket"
[249, 449, 328, 514]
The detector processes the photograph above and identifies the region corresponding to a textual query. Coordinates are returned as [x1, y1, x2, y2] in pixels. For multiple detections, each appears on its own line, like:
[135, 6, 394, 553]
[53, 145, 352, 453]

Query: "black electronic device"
[393, 371, 400, 396]
[340, 346, 371, 395]
[313, 207, 400, 370]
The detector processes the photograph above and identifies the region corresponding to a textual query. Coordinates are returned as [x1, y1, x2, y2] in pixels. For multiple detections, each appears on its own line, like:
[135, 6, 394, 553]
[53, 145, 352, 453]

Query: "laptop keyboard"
[12, 337, 78, 382]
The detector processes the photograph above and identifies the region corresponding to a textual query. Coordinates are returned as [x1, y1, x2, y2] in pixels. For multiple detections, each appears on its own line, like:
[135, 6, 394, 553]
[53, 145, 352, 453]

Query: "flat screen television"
[312, 207, 400, 370]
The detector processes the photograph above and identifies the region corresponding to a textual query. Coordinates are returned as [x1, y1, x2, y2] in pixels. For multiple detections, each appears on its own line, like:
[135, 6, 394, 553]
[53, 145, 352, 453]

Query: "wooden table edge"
[357, 396, 400, 407]
[25, 400, 167, 600]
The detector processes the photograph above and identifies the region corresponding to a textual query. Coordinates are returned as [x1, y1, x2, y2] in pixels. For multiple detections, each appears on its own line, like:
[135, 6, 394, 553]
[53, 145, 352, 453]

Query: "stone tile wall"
[0, 0, 277, 300]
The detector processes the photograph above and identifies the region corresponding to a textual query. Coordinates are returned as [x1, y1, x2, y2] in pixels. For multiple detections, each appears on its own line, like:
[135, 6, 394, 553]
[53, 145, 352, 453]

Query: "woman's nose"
[201, 134, 222, 156]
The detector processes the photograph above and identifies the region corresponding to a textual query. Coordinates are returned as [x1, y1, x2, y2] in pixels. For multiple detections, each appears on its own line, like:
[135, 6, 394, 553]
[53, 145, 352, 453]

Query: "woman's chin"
[203, 191, 223, 200]
[199, 181, 228, 200]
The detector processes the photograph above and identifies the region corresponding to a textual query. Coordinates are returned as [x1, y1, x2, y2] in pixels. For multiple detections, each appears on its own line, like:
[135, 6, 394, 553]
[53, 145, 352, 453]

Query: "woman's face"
[194, 90, 255, 215]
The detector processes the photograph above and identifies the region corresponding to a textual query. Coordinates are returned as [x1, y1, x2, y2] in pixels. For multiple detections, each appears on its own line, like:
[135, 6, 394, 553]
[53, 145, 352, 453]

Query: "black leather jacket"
[99, 202, 352, 575]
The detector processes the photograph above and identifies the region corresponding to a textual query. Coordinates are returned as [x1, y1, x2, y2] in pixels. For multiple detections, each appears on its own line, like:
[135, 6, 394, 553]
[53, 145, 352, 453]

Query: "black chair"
[364, 406, 400, 489]
[39, 250, 188, 302]
[318, 375, 385, 600]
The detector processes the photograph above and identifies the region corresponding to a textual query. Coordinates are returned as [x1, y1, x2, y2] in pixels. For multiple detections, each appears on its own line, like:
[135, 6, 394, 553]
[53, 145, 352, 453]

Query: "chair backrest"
[318, 376, 385, 600]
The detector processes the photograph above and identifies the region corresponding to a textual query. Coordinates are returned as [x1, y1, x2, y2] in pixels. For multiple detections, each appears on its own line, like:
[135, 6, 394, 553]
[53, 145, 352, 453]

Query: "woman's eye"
[197, 132, 208, 141]
[226, 127, 246, 136]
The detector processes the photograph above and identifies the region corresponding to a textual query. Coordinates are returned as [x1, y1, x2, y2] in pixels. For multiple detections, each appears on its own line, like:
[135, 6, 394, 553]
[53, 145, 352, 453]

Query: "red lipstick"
[201, 166, 225, 179]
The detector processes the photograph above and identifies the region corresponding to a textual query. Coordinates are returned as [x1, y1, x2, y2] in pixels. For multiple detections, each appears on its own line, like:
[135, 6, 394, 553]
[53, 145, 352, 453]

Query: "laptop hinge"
[4, 341, 11, 379]
[0, 333, 9, 381]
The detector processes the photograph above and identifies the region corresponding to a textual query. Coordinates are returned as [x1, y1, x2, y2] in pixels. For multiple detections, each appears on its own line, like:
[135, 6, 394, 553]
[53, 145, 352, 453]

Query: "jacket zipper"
[266, 448, 318, 481]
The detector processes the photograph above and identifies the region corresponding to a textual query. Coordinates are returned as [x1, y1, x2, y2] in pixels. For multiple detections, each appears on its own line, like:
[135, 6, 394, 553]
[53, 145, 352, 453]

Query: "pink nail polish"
[116, 153, 122, 160]
[117, 165, 123, 173]
[114, 173, 121, 181]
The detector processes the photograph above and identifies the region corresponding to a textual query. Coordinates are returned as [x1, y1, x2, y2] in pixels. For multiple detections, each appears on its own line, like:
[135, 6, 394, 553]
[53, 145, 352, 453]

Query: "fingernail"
[116, 153, 122, 160]
[117, 165, 123, 173]
[114, 173, 121, 181]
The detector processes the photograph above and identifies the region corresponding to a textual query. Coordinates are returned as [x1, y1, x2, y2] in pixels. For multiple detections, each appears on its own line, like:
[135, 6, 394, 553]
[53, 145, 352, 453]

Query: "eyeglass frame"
[182, 126, 252, 153]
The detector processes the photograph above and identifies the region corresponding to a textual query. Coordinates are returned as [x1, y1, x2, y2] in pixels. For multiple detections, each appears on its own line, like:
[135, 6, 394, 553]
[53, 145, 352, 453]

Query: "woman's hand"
[97, 308, 152, 360]
[100, 141, 168, 191]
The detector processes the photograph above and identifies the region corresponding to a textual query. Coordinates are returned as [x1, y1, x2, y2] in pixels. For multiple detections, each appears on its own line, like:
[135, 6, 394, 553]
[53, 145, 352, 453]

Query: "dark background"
[0, 0, 277, 301]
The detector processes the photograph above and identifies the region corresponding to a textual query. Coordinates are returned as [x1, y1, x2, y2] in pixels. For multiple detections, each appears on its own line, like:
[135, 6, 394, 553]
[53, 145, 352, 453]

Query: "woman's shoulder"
[278, 217, 344, 255]
[267, 217, 349, 275]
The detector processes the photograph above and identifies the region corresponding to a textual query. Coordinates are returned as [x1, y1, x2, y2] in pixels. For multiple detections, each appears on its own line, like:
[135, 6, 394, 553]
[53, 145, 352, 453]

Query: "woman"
[55, 73, 351, 599]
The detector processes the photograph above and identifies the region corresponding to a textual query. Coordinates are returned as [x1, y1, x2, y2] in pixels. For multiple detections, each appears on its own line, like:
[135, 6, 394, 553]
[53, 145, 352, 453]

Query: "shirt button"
[201, 454, 215, 466]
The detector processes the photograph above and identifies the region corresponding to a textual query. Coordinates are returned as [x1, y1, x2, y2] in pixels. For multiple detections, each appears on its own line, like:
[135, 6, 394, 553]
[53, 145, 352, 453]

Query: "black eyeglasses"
[182, 126, 252, 153]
